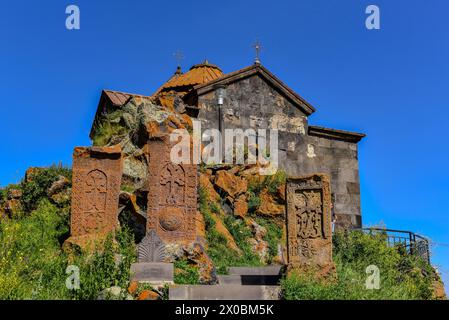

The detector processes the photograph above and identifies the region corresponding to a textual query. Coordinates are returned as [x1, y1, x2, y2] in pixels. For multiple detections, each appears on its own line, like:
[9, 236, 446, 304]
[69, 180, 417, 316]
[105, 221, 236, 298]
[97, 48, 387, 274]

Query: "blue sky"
[1, 0, 448, 292]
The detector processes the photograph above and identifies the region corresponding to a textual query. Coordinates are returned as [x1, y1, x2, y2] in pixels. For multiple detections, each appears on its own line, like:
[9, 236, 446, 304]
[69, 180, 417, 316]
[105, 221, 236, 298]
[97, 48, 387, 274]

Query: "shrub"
[20, 165, 72, 213]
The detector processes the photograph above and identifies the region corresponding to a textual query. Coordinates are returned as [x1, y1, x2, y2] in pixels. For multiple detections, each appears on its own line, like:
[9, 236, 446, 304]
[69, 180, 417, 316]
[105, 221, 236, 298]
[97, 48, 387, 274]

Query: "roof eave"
[308, 125, 366, 143]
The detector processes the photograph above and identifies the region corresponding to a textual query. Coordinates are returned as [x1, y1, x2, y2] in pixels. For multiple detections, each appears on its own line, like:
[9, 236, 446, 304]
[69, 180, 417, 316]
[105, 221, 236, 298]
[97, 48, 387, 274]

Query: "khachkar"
[146, 134, 197, 244]
[286, 174, 335, 277]
[65, 145, 123, 250]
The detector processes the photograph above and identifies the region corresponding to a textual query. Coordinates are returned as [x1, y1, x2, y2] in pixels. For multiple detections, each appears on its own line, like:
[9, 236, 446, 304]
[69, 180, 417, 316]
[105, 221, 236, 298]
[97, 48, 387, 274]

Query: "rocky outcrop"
[214, 170, 248, 199]
[257, 188, 284, 216]
[233, 195, 248, 218]
[246, 218, 269, 263]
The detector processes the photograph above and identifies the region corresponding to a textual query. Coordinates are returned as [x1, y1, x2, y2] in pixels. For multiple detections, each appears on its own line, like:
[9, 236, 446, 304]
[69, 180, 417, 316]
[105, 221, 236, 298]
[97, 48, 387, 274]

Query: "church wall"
[196, 74, 362, 229]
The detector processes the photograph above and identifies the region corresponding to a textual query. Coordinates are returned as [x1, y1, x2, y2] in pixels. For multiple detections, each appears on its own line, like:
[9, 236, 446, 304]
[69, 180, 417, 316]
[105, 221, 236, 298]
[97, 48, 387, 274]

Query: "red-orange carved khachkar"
[69, 145, 123, 240]
[286, 174, 335, 276]
[146, 135, 197, 244]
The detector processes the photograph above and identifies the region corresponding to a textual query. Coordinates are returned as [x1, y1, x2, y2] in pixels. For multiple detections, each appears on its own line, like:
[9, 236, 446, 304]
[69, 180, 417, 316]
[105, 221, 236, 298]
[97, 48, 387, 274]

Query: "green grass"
[247, 191, 261, 214]
[92, 121, 126, 147]
[0, 197, 136, 300]
[223, 215, 262, 267]
[70, 229, 136, 300]
[281, 231, 434, 300]
[199, 187, 263, 274]
[247, 169, 286, 195]
[174, 260, 200, 285]
[252, 216, 283, 264]
[246, 169, 286, 214]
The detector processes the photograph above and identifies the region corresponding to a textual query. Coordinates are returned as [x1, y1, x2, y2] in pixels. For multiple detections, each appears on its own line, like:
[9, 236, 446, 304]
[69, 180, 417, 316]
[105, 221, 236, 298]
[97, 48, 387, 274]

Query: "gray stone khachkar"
[132, 229, 173, 285]
[286, 174, 335, 277]
[131, 231, 174, 285]
[137, 230, 166, 263]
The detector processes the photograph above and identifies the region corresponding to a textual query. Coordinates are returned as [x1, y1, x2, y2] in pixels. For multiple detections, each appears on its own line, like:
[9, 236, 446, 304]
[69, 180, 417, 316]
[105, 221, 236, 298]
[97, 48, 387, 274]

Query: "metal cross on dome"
[252, 40, 262, 64]
[173, 50, 184, 68]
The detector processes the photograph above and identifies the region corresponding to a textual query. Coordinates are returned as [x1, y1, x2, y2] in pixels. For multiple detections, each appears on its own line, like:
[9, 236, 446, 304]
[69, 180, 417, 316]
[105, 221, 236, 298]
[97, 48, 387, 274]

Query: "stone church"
[90, 60, 365, 230]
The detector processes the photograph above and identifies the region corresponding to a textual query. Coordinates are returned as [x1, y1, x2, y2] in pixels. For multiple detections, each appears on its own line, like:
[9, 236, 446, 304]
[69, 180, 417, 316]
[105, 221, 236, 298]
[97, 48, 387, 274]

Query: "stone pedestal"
[131, 262, 174, 285]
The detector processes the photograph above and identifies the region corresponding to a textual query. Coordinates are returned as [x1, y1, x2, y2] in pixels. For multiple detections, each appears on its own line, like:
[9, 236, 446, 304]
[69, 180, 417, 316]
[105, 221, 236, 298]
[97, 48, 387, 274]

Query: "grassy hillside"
[282, 231, 437, 300]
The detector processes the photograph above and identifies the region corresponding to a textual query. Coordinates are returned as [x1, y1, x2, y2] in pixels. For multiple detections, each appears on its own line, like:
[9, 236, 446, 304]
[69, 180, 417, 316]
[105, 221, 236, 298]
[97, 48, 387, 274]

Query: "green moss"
[281, 231, 435, 300]
[120, 184, 135, 193]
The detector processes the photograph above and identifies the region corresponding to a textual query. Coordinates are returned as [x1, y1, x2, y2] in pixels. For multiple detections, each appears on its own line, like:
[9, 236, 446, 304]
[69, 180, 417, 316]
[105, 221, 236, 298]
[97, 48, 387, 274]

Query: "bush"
[223, 215, 262, 267]
[20, 165, 72, 213]
[281, 231, 434, 300]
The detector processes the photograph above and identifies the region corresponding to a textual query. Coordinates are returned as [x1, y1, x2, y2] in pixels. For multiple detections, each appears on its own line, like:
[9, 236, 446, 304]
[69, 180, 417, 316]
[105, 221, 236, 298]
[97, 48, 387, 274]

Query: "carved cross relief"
[160, 163, 185, 205]
[294, 190, 323, 239]
[80, 169, 108, 233]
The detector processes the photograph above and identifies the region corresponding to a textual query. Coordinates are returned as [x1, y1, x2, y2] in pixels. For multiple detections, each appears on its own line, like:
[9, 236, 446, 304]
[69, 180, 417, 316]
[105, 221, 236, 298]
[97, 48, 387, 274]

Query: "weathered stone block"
[286, 174, 335, 276]
[146, 135, 197, 244]
[66, 145, 122, 250]
[130, 262, 174, 285]
[346, 182, 360, 195]
[169, 285, 280, 300]
[228, 266, 283, 276]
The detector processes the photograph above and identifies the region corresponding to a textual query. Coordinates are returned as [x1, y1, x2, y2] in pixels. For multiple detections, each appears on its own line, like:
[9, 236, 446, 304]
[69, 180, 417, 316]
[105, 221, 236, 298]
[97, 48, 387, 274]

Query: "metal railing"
[355, 228, 431, 264]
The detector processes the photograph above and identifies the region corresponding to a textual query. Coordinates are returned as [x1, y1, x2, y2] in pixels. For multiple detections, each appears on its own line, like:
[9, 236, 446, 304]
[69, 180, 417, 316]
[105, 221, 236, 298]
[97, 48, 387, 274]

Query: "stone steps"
[217, 266, 283, 285]
[228, 266, 283, 276]
[217, 274, 281, 285]
[169, 284, 281, 300]
[169, 266, 284, 300]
